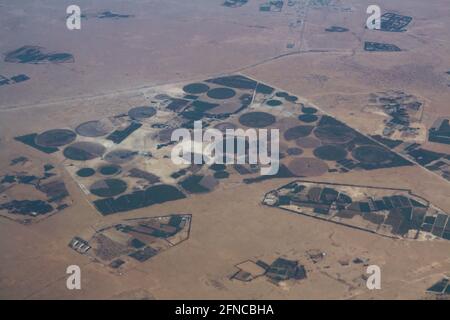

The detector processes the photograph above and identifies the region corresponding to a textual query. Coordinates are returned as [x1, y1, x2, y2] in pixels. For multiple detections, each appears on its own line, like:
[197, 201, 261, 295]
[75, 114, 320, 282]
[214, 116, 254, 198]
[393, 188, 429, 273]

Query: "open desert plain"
[0, 0, 450, 301]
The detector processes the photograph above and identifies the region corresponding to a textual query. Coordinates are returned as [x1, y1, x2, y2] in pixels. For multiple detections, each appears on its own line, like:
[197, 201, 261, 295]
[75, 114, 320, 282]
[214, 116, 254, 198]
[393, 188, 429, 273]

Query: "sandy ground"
[1, 0, 450, 299]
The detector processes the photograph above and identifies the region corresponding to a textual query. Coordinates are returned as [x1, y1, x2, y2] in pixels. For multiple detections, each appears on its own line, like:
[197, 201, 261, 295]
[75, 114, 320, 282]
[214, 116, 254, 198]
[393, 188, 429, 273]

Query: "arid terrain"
[1, 0, 450, 300]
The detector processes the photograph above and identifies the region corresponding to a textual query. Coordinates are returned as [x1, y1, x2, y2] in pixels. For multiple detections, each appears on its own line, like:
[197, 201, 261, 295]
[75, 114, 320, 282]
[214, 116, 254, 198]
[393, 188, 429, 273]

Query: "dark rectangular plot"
[421, 223, 433, 233]
[170, 169, 187, 179]
[347, 202, 362, 212]
[337, 159, 353, 166]
[338, 159, 357, 169]
[390, 196, 404, 208]
[318, 115, 347, 126]
[223, 0, 248, 8]
[411, 208, 427, 227]
[271, 258, 297, 269]
[407, 148, 445, 166]
[359, 202, 371, 212]
[380, 13, 413, 32]
[0, 76, 10, 86]
[428, 119, 450, 144]
[445, 218, 450, 231]
[359, 152, 413, 170]
[130, 238, 146, 249]
[427, 278, 448, 294]
[183, 95, 198, 100]
[94, 186, 185, 215]
[363, 212, 385, 225]
[404, 143, 420, 152]
[427, 161, 447, 171]
[267, 258, 298, 281]
[293, 265, 307, 280]
[434, 214, 448, 228]
[382, 197, 394, 210]
[410, 198, 428, 208]
[346, 163, 358, 169]
[93, 198, 116, 215]
[314, 207, 330, 215]
[431, 226, 444, 237]
[278, 195, 290, 205]
[167, 98, 190, 112]
[168, 215, 183, 228]
[106, 122, 142, 144]
[191, 100, 219, 112]
[400, 207, 412, 220]
[308, 187, 322, 202]
[256, 82, 274, 94]
[445, 284, 450, 294]
[371, 135, 403, 149]
[398, 196, 411, 207]
[11, 74, 30, 83]
[374, 200, 387, 211]
[181, 110, 205, 121]
[336, 210, 357, 219]
[385, 210, 403, 232]
[424, 215, 436, 225]
[364, 41, 401, 52]
[442, 232, 450, 240]
[397, 214, 414, 235]
[38, 180, 69, 202]
[234, 164, 252, 175]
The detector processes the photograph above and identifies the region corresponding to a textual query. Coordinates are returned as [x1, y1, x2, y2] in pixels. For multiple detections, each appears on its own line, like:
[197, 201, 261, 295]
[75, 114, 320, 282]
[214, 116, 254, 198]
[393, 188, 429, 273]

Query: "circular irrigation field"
[76, 167, 96, 178]
[286, 147, 303, 156]
[98, 164, 121, 176]
[35, 129, 76, 147]
[266, 99, 283, 107]
[302, 106, 318, 114]
[352, 145, 393, 164]
[63, 142, 106, 161]
[313, 145, 348, 161]
[75, 120, 113, 137]
[90, 179, 127, 198]
[314, 125, 355, 144]
[283, 125, 314, 141]
[128, 106, 157, 120]
[238, 112, 276, 128]
[183, 83, 210, 94]
[206, 87, 236, 100]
